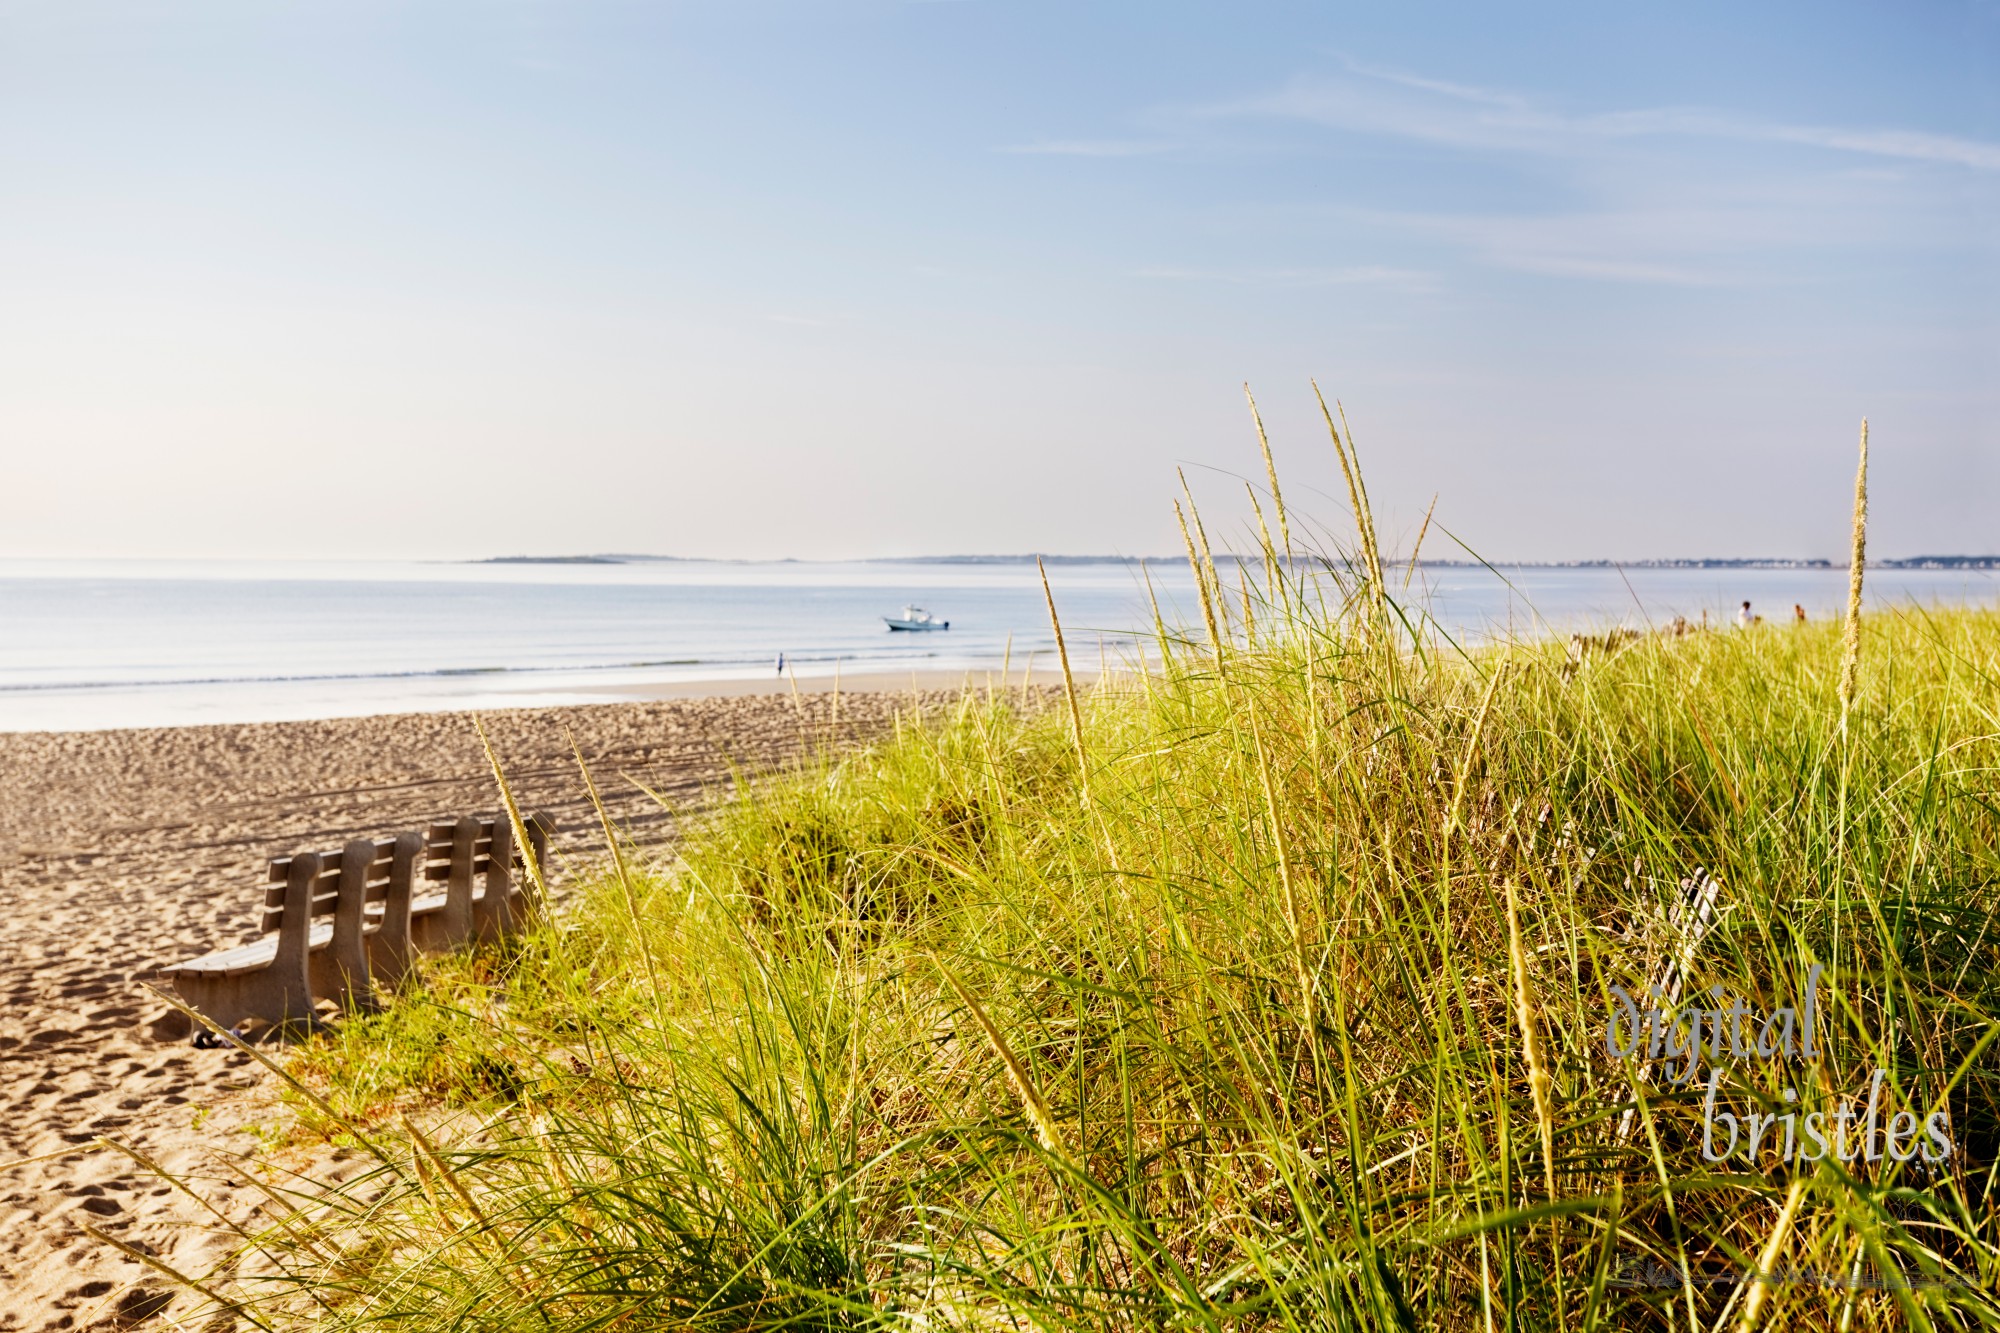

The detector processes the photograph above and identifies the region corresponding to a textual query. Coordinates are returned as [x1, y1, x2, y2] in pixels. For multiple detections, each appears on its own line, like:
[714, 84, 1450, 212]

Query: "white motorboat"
[883, 604, 949, 631]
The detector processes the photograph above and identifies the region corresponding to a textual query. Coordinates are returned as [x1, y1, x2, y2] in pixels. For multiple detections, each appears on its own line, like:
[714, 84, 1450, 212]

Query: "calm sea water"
[0, 558, 1991, 731]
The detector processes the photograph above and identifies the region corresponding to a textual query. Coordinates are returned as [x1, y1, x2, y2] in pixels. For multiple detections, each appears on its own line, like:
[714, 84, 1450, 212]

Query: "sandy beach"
[0, 686, 975, 1327]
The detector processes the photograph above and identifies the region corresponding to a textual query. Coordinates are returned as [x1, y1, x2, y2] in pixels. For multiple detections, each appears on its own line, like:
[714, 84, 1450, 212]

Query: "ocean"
[0, 557, 1991, 731]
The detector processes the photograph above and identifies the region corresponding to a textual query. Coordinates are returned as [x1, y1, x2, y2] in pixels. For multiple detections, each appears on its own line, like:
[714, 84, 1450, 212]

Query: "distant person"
[1739, 601, 1753, 628]
[1793, 604, 1806, 625]
[776, 653, 785, 677]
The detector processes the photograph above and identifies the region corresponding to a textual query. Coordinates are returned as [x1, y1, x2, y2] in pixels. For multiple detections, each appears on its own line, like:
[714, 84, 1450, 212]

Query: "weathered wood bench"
[409, 812, 555, 952]
[164, 811, 555, 1038]
[163, 847, 347, 1035]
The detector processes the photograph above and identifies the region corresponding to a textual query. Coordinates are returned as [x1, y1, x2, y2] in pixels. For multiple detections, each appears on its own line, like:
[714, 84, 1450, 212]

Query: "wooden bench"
[164, 848, 346, 1034]
[164, 811, 556, 1037]
[409, 812, 555, 952]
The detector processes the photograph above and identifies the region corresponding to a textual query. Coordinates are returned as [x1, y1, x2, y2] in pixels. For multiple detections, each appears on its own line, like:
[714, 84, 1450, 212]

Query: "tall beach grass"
[195, 417, 1999, 1331]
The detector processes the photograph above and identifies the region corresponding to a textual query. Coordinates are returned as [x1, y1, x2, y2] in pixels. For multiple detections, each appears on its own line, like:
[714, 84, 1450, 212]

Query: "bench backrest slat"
[261, 837, 398, 934]
[268, 841, 394, 882]
[247, 815, 552, 944]
[421, 820, 512, 880]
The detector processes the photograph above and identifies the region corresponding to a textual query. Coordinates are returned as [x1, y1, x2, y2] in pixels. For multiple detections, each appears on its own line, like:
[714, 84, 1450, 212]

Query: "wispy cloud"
[1192, 64, 1991, 284]
[1489, 253, 1734, 287]
[1697, 118, 2000, 172]
[1346, 205, 1796, 286]
[998, 139, 1175, 157]
[1134, 264, 1437, 290]
[1200, 63, 2000, 172]
[1014, 61, 1992, 288]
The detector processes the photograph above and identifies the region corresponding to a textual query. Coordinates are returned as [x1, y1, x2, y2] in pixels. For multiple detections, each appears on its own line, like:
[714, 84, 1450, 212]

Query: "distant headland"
[1418, 555, 2000, 571]
[475, 553, 2000, 570]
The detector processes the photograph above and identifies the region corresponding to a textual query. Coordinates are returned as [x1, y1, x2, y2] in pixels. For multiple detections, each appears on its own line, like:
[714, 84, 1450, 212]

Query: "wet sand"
[0, 687, 972, 1327]
[531, 666, 1080, 704]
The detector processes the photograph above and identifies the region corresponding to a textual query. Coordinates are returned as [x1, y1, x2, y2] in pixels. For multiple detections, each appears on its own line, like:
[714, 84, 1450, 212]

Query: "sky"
[2, 1, 1995, 562]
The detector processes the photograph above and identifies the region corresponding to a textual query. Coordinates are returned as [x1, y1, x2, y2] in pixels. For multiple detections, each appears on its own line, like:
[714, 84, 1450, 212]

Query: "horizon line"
[475, 553, 2000, 570]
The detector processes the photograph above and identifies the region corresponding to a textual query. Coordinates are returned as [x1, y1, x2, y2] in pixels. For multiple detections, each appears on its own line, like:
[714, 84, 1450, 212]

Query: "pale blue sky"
[2, 1, 1994, 560]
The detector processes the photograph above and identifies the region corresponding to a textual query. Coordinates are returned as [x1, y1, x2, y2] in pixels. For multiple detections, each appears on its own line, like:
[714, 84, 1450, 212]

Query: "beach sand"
[535, 666, 1080, 704]
[0, 685, 980, 1328]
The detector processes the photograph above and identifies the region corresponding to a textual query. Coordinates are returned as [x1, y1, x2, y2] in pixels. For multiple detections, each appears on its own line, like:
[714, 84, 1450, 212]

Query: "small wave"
[0, 651, 896, 695]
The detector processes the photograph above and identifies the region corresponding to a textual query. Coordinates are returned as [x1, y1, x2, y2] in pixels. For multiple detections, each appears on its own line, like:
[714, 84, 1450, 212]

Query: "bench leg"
[172, 952, 315, 1037]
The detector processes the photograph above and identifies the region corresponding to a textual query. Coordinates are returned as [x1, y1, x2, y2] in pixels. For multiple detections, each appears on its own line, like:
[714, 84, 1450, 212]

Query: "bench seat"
[167, 921, 335, 981]
[171, 889, 443, 982]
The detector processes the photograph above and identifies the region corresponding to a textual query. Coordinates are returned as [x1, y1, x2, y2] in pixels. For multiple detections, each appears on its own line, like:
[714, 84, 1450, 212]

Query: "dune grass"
[210, 461, 2000, 1331]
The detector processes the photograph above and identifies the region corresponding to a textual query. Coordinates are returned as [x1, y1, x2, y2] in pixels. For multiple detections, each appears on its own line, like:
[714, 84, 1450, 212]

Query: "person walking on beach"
[1739, 600, 1753, 628]
[776, 653, 785, 677]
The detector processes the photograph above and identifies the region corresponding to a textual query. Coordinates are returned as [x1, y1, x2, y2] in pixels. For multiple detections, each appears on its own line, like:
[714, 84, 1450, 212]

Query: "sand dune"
[0, 688, 961, 1328]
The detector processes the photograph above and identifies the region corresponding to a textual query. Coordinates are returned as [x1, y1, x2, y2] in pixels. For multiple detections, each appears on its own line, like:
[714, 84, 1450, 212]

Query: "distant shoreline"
[477, 553, 2000, 571]
[1419, 555, 2000, 571]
